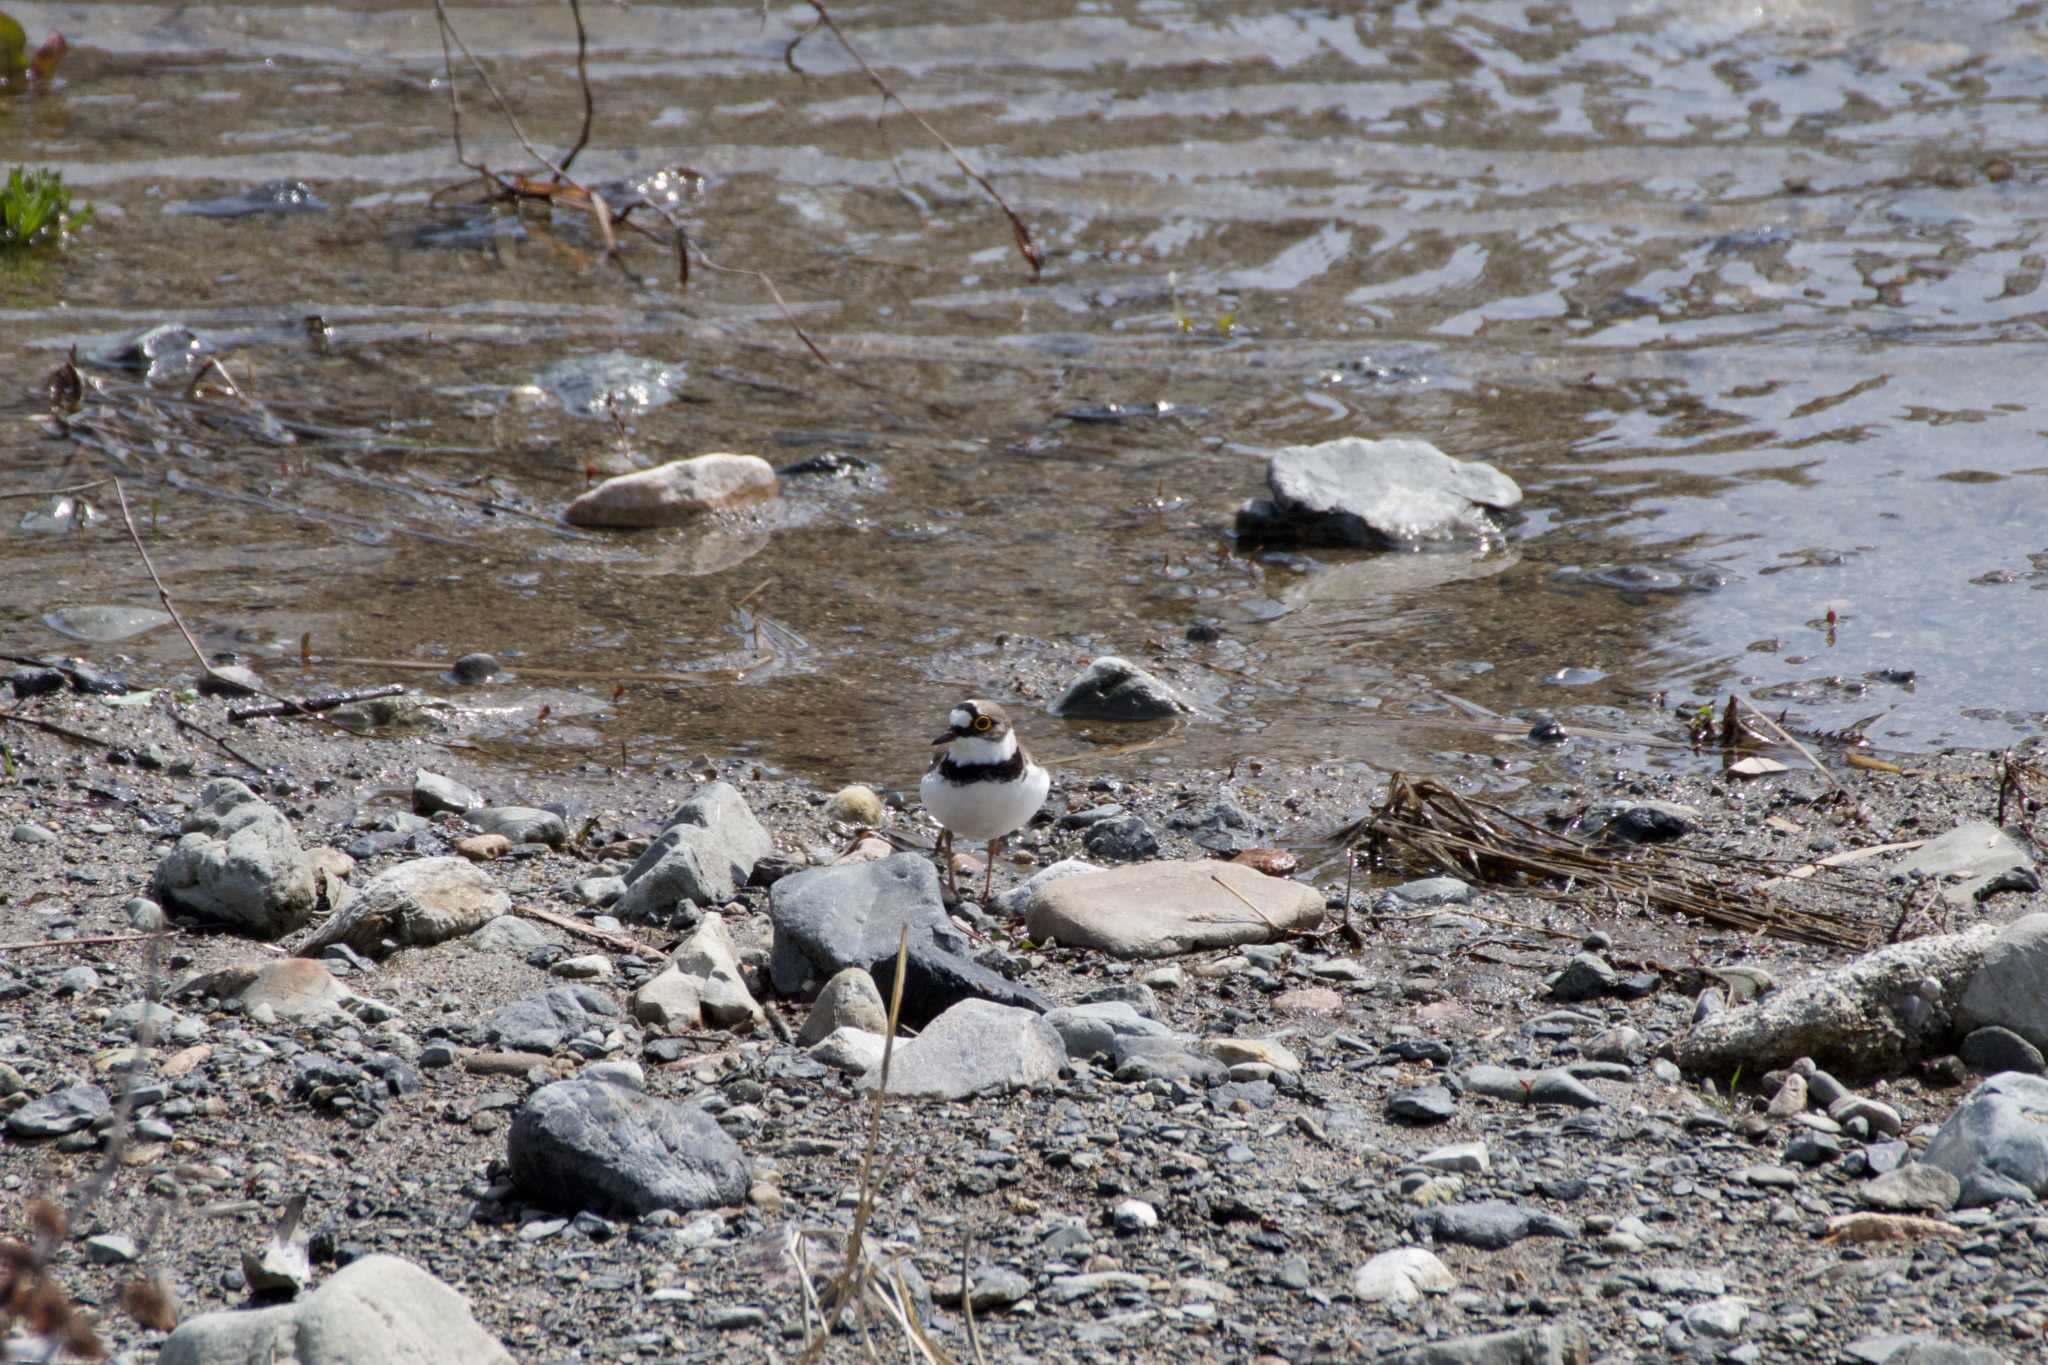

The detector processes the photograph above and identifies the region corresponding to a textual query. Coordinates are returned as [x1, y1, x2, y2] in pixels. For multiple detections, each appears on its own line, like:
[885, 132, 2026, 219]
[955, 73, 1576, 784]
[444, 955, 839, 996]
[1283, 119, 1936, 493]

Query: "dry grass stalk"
[1354, 773, 1875, 949]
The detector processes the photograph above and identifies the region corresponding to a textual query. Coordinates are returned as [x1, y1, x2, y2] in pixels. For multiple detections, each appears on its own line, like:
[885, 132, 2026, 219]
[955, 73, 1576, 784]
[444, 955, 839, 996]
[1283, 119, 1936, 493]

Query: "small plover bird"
[920, 698, 1050, 903]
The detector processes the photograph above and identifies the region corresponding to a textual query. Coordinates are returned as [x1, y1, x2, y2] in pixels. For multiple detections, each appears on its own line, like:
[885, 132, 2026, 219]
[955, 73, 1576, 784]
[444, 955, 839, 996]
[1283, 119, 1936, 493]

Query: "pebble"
[550, 954, 614, 980]
[1387, 1085, 1457, 1125]
[1111, 1198, 1159, 1233]
[10, 823, 58, 844]
[1417, 1142, 1490, 1175]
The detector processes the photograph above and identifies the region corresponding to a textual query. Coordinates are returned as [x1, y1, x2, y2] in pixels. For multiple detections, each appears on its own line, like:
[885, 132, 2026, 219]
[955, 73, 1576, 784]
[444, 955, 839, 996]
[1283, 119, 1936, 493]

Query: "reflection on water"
[2, 0, 2043, 790]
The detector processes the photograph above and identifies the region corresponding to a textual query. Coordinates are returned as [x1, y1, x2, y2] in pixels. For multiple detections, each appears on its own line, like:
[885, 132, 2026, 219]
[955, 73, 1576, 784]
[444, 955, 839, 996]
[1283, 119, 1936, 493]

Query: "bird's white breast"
[921, 758, 1049, 841]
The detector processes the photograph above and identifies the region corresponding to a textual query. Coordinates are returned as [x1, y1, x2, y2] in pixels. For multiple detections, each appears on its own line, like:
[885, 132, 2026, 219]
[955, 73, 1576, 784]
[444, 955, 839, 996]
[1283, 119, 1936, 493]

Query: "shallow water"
[3, 0, 2043, 793]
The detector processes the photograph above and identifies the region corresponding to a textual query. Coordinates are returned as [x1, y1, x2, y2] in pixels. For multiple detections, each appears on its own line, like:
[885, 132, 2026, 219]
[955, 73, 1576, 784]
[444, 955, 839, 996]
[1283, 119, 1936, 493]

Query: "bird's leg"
[936, 828, 958, 901]
[982, 835, 1003, 905]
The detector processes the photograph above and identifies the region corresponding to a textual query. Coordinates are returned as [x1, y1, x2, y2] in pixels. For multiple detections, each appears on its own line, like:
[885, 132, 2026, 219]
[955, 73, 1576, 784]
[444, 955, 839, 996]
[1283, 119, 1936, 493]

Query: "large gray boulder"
[153, 779, 318, 938]
[508, 1072, 749, 1215]
[158, 1253, 513, 1365]
[769, 853, 1052, 1027]
[295, 857, 507, 960]
[1959, 913, 2048, 1052]
[1235, 436, 1521, 548]
[614, 782, 772, 921]
[1921, 1071, 2048, 1207]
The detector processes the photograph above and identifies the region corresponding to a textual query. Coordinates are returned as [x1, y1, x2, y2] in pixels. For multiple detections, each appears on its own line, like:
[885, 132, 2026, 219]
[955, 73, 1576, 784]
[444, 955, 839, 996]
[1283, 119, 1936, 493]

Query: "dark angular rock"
[1960, 1026, 2045, 1076]
[484, 987, 617, 1055]
[1414, 1200, 1576, 1250]
[1387, 1084, 1457, 1125]
[508, 1074, 749, 1216]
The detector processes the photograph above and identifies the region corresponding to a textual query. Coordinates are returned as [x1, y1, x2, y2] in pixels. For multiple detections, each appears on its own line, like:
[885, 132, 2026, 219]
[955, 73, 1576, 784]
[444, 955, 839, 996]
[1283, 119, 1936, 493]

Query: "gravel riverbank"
[2, 680, 2044, 1364]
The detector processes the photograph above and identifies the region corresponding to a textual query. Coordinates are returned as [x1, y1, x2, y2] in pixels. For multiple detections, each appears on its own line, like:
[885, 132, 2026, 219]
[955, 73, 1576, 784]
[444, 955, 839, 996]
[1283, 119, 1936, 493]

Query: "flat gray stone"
[469, 915, 550, 955]
[484, 987, 617, 1055]
[466, 805, 566, 848]
[1414, 1200, 1576, 1250]
[7, 1082, 111, 1138]
[1461, 1064, 1604, 1109]
[1858, 1163, 1960, 1212]
[1388, 1084, 1457, 1125]
[235, 958, 360, 1027]
[158, 1253, 514, 1365]
[297, 856, 508, 960]
[1960, 913, 2048, 1052]
[1025, 859, 1324, 958]
[1843, 1334, 2011, 1365]
[1043, 1001, 1176, 1059]
[1960, 1025, 2045, 1076]
[1372, 1323, 1590, 1365]
[988, 858, 1102, 918]
[1048, 656, 1189, 721]
[508, 1074, 749, 1215]
[1352, 1247, 1455, 1305]
[859, 999, 1064, 1100]
[1238, 436, 1521, 549]
[152, 778, 318, 938]
[616, 782, 772, 921]
[1897, 821, 2035, 906]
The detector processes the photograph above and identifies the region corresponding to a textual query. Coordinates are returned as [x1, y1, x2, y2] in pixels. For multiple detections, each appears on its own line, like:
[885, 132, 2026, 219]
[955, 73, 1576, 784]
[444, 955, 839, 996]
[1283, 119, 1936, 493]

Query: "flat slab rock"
[1023, 859, 1324, 958]
[158, 1253, 513, 1365]
[565, 453, 778, 528]
[296, 856, 508, 960]
[860, 999, 1065, 1100]
[1236, 436, 1522, 549]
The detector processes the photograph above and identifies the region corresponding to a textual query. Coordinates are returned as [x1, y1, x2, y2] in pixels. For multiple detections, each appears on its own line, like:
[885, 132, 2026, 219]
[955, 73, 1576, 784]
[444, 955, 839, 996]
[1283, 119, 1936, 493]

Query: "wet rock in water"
[1959, 913, 2048, 1051]
[18, 495, 105, 535]
[1959, 1025, 2045, 1076]
[485, 987, 618, 1055]
[858, 999, 1064, 1100]
[412, 770, 483, 816]
[1081, 813, 1161, 862]
[1043, 1001, 1176, 1059]
[1895, 822, 2036, 906]
[1026, 860, 1324, 958]
[1858, 1163, 1961, 1213]
[1414, 1200, 1576, 1250]
[94, 322, 216, 387]
[796, 967, 888, 1046]
[7, 1081, 111, 1139]
[508, 1072, 749, 1216]
[989, 858, 1101, 917]
[769, 852, 1052, 1026]
[565, 453, 778, 528]
[1234, 436, 1521, 548]
[43, 604, 173, 643]
[451, 651, 501, 684]
[616, 782, 773, 922]
[1594, 800, 1699, 843]
[5, 665, 68, 698]
[296, 856, 508, 960]
[670, 912, 763, 1030]
[1461, 1064, 1604, 1109]
[1351, 1247, 1455, 1305]
[173, 179, 326, 217]
[196, 662, 263, 697]
[153, 778, 319, 939]
[1385, 876, 1473, 907]
[1049, 655, 1190, 721]
[1920, 1071, 2048, 1206]
[1376, 1323, 1589, 1365]
[159, 1253, 513, 1365]
[466, 805, 566, 848]
[535, 351, 686, 418]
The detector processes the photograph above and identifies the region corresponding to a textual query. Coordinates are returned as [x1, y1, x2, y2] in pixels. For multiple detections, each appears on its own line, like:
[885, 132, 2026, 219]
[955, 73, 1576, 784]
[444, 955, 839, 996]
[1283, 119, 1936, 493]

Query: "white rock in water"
[565, 453, 779, 528]
[1239, 436, 1520, 547]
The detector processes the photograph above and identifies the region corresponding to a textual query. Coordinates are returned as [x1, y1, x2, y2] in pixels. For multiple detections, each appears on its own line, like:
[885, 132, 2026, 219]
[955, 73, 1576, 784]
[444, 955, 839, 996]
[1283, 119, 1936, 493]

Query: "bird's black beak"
[932, 726, 961, 746]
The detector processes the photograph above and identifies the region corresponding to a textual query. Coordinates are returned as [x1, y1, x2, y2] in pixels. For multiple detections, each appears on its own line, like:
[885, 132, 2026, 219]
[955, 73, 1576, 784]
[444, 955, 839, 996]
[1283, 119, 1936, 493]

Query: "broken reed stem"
[0, 711, 116, 750]
[1732, 694, 1840, 792]
[562, 0, 595, 173]
[787, 1, 1041, 278]
[227, 684, 404, 723]
[0, 933, 160, 952]
[170, 713, 267, 775]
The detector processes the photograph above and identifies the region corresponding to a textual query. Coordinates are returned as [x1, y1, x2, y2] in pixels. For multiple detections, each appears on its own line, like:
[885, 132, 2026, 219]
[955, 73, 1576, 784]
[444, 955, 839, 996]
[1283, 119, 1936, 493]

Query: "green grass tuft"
[1, 165, 92, 253]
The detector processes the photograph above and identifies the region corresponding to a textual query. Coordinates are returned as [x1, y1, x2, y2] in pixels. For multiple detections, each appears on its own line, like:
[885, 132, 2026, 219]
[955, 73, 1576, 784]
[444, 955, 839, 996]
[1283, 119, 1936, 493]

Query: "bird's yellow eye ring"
[972, 715, 993, 732]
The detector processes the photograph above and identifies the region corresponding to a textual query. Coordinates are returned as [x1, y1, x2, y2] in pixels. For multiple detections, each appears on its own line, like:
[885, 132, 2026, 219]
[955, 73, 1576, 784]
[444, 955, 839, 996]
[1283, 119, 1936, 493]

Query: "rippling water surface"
[3, 0, 2044, 789]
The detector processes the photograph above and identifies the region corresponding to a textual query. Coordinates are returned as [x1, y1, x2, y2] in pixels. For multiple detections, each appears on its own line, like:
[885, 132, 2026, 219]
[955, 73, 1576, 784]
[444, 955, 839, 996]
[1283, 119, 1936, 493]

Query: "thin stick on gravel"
[0, 933, 161, 952]
[170, 712, 267, 775]
[228, 684, 405, 723]
[960, 1231, 987, 1365]
[511, 904, 666, 961]
[0, 710, 117, 750]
